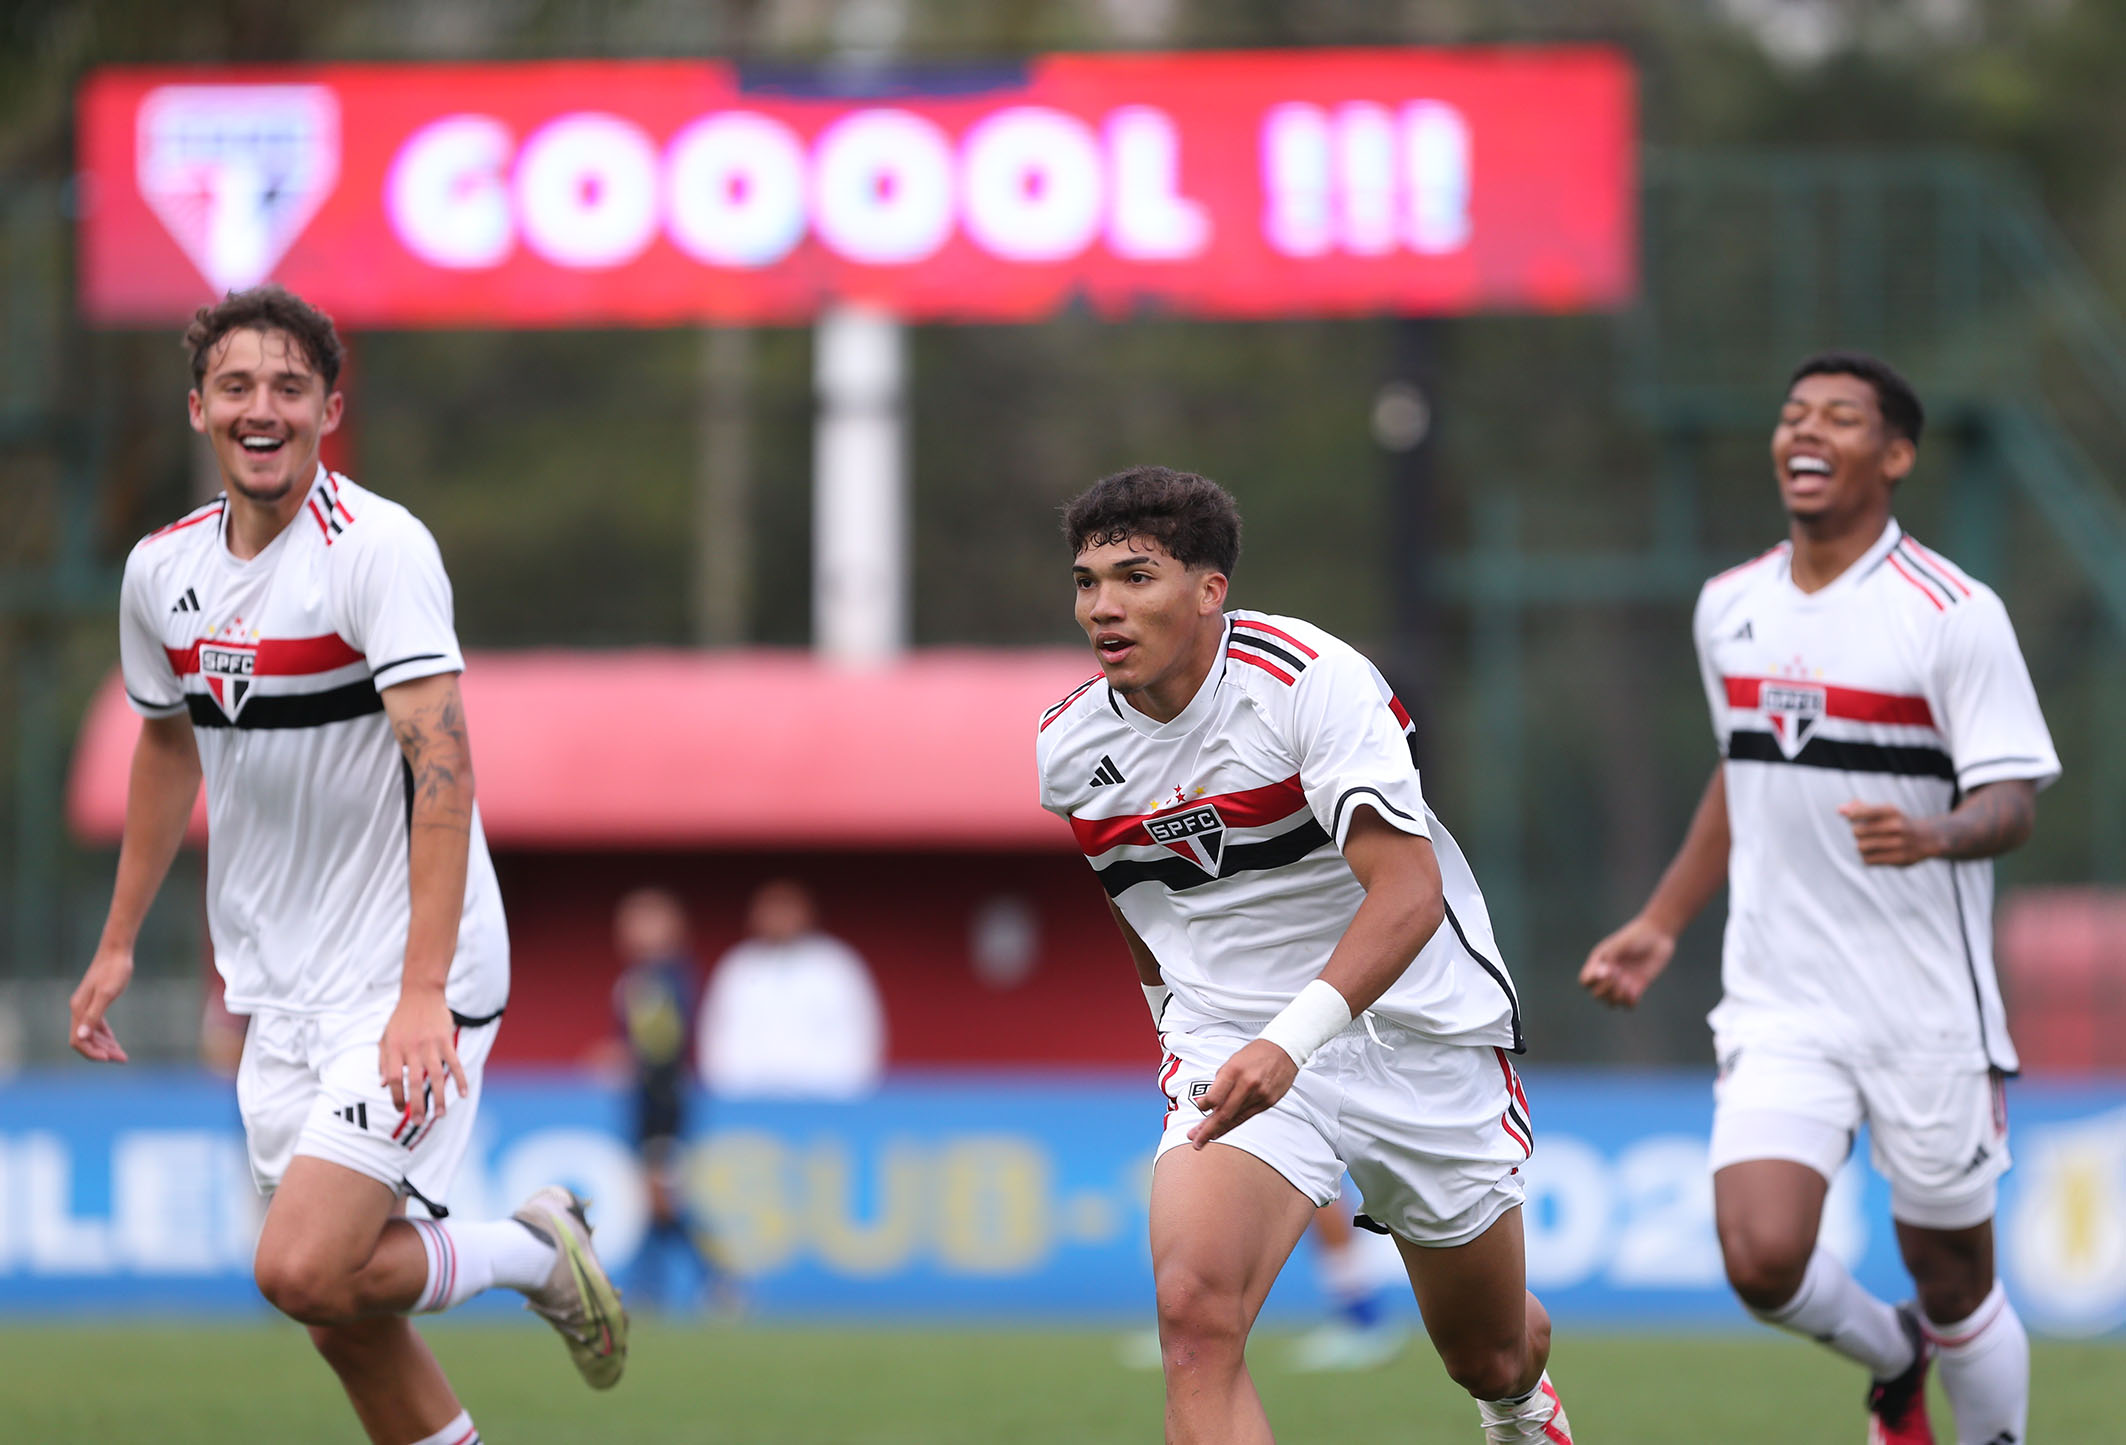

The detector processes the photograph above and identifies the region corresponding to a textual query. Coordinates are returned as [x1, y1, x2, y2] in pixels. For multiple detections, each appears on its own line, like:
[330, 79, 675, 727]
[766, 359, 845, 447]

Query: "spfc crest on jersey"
[199, 639, 259, 720]
[1759, 681, 1825, 758]
[136, 85, 341, 292]
[1145, 802, 1226, 877]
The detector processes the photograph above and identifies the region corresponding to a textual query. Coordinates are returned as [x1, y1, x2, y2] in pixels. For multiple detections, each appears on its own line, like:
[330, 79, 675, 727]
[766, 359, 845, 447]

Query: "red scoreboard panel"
[78, 49, 1634, 327]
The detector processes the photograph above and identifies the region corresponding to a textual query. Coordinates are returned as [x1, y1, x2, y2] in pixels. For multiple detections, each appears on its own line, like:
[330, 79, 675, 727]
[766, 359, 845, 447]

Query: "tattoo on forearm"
[1929, 782, 2035, 860]
[391, 692, 474, 830]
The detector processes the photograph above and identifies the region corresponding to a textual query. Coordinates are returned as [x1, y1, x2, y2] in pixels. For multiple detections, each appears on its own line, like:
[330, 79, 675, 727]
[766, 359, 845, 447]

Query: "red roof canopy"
[68, 649, 1098, 849]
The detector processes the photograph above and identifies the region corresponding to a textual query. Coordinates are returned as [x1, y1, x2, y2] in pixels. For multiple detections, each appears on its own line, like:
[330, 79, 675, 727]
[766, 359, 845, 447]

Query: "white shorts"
[1708, 1041, 2008, 1230]
[236, 992, 500, 1213]
[1154, 1016, 1530, 1248]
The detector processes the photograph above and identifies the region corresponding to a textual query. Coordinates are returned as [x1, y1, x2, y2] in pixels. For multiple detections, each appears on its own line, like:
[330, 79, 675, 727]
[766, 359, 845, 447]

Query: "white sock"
[1926, 1282, 2029, 1445]
[1754, 1247, 1913, 1379]
[1476, 1371, 1571, 1443]
[407, 1408, 481, 1445]
[407, 1217, 556, 1314]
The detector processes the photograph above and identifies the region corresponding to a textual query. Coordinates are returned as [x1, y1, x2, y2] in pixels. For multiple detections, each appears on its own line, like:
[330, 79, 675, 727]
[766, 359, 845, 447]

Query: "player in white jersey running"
[1582, 352, 2055, 1445]
[66, 287, 626, 1445]
[1038, 468, 1571, 1445]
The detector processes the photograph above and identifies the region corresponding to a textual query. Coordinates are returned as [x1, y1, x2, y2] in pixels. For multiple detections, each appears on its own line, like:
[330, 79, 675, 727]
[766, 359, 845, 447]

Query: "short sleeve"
[1692, 584, 1731, 754]
[1035, 713, 1060, 814]
[333, 512, 465, 692]
[1288, 641, 1432, 851]
[1929, 592, 2060, 793]
[118, 547, 186, 718]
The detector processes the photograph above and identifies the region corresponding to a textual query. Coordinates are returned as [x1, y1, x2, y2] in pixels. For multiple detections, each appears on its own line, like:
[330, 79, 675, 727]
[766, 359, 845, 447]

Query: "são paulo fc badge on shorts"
[199, 637, 259, 720]
[1146, 802, 1226, 875]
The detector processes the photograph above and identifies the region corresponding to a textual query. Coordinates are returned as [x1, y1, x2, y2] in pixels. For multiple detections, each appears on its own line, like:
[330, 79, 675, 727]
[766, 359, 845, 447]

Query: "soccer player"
[1581, 352, 2054, 1445]
[1037, 467, 1570, 1444]
[609, 887, 727, 1309]
[66, 286, 627, 1445]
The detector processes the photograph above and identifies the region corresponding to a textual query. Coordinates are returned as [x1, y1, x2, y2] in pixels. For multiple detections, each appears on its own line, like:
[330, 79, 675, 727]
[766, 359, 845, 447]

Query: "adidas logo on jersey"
[333, 1102, 370, 1131]
[1089, 755, 1126, 788]
[170, 587, 201, 614]
[1731, 620, 1752, 640]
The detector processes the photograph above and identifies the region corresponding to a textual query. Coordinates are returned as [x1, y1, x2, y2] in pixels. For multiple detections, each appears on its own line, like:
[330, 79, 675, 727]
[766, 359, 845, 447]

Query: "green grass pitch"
[4, 1321, 2115, 1441]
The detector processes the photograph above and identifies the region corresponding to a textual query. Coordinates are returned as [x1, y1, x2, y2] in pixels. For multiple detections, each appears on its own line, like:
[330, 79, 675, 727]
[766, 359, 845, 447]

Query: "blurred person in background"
[698, 879, 886, 1099]
[607, 886, 728, 1311]
[66, 286, 625, 1445]
[1289, 1200, 1410, 1372]
[1583, 352, 2056, 1445]
[1041, 468, 1570, 1444]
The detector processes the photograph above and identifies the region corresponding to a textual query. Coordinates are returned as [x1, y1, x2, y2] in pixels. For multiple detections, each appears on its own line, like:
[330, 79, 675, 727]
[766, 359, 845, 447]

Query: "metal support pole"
[694, 326, 754, 647]
[1471, 493, 1525, 965]
[1377, 318, 1441, 767]
[813, 302, 907, 664]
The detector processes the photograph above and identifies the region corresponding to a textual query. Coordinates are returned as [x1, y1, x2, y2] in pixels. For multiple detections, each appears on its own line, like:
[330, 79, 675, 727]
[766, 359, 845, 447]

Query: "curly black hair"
[184, 284, 345, 392]
[1061, 465, 1242, 576]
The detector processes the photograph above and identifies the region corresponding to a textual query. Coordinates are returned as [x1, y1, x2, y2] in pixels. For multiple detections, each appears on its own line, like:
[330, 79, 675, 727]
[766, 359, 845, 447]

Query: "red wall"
[488, 848, 1153, 1071]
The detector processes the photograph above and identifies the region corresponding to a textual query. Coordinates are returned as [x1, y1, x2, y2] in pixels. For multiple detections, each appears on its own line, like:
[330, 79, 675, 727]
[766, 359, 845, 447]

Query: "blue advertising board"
[2, 1068, 2122, 1332]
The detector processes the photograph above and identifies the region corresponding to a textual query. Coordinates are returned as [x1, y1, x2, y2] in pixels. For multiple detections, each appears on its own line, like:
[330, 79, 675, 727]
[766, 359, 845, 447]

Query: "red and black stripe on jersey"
[143, 499, 226, 544]
[1884, 535, 1970, 613]
[1071, 773, 1331, 897]
[1226, 618, 1316, 684]
[1721, 675, 1955, 780]
[1041, 675, 1101, 732]
[306, 472, 358, 545]
[166, 632, 382, 731]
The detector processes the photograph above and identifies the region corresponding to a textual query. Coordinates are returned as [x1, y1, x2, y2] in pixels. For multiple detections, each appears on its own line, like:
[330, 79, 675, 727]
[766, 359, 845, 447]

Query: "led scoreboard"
[78, 50, 1634, 326]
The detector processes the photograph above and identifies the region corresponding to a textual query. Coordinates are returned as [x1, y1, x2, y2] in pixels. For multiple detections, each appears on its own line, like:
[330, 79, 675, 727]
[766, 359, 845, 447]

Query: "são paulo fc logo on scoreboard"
[198, 639, 258, 721]
[1145, 803, 1226, 877]
[1759, 681, 1826, 758]
[136, 85, 340, 293]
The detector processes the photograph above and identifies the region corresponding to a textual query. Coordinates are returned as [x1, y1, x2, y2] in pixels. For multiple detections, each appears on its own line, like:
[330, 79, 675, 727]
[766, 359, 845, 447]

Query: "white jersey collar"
[1110, 618, 1232, 739]
[1781, 516, 1901, 603]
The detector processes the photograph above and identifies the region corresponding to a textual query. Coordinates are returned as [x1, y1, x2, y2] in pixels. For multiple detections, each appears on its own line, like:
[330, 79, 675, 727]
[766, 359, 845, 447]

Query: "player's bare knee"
[1911, 1262, 1991, 1325]
[1722, 1241, 1807, 1313]
[1153, 1264, 1248, 1354]
[254, 1251, 357, 1325]
[1439, 1338, 1532, 1402]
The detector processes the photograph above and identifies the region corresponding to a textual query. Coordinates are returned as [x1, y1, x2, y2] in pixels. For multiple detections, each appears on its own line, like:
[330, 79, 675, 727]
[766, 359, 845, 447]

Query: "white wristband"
[1142, 983, 1171, 1029]
[1257, 979, 1353, 1068]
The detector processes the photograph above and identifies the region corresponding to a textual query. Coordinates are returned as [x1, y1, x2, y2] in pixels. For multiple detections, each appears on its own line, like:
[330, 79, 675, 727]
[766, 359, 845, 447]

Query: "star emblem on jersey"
[1088, 755, 1126, 788]
[1144, 801, 1227, 876]
[199, 638, 260, 720]
[1758, 680, 1824, 758]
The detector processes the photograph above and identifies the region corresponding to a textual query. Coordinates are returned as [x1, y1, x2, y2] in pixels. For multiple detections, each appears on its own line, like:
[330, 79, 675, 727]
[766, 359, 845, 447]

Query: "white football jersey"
[1694, 519, 2057, 1071]
[118, 466, 509, 1020]
[1037, 611, 1521, 1051]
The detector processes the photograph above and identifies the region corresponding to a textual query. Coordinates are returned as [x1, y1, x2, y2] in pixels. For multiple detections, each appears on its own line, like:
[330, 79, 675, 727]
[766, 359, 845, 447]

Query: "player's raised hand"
[380, 986, 468, 1120]
[68, 943, 135, 1063]
[1188, 1038, 1298, 1149]
[1579, 916, 1676, 1009]
[1838, 800, 1934, 867]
